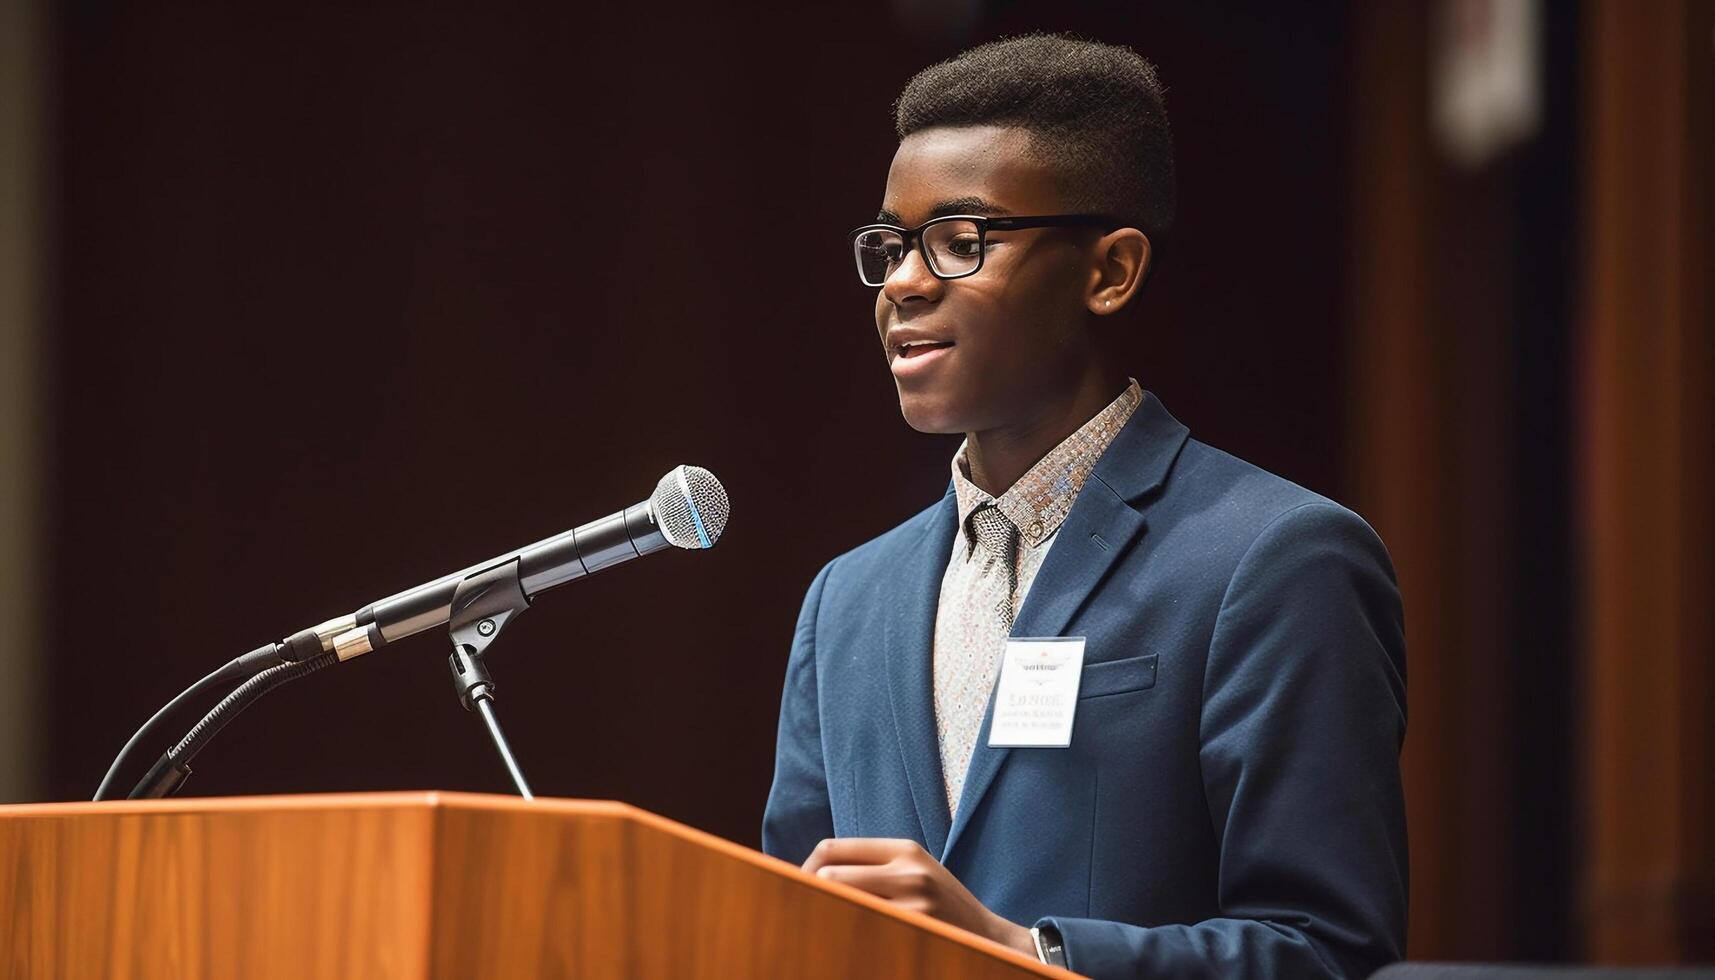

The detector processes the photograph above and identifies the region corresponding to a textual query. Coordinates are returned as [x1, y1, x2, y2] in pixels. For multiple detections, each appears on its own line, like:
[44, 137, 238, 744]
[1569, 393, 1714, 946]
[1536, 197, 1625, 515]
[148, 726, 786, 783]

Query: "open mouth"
[895, 341, 955, 358]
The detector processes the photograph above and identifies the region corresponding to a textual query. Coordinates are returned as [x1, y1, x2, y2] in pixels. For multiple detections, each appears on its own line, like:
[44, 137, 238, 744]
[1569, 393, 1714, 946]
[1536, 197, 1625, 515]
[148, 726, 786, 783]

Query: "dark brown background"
[28, 0, 1713, 966]
[48, 4, 1351, 823]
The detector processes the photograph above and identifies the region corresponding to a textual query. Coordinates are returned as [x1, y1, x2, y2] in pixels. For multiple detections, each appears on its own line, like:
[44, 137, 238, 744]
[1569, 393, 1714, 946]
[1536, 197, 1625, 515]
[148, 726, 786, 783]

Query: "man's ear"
[1085, 228, 1151, 315]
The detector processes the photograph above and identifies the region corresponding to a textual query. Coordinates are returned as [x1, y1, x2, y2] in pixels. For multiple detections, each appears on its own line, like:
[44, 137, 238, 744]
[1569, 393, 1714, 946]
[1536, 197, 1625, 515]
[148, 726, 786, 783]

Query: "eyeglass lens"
[854, 219, 984, 286]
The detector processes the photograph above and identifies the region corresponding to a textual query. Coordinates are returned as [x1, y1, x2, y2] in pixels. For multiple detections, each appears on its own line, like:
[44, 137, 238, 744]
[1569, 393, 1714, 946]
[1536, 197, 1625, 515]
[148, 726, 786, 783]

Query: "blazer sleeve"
[760, 559, 837, 864]
[1041, 501, 1409, 979]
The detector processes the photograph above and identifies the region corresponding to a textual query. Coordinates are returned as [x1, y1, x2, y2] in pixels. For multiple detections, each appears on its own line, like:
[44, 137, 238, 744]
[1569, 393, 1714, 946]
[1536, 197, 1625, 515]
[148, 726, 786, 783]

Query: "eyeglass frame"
[848, 213, 1122, 287]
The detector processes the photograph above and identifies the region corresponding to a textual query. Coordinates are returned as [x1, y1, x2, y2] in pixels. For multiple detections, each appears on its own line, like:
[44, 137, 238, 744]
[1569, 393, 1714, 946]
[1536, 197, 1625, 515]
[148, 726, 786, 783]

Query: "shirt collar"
[950, 378, 1144, 551]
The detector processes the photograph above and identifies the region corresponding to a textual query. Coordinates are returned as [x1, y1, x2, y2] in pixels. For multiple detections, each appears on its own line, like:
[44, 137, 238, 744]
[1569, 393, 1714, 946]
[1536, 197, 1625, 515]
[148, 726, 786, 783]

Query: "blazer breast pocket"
[1078, 653, 1159, 700]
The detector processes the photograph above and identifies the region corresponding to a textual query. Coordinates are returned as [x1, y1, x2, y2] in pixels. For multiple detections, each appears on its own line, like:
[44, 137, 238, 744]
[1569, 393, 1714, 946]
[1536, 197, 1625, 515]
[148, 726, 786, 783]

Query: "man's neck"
[963, 368, 1131, 497]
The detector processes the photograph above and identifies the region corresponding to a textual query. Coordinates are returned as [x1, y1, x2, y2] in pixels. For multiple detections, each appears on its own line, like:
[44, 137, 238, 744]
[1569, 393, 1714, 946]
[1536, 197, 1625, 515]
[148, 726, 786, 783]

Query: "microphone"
[103, 464, 728, 801]
[317, 464, 729, 661]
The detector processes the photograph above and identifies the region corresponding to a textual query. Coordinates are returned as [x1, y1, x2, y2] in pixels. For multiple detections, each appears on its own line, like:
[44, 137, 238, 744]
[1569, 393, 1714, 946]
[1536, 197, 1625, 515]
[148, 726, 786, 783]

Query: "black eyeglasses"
[849, 213, 1117, 287]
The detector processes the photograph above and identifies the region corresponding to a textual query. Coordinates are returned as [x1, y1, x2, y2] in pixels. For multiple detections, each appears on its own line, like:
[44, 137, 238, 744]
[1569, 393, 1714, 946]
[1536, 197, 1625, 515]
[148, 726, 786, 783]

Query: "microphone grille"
[649, 465, 729, 550]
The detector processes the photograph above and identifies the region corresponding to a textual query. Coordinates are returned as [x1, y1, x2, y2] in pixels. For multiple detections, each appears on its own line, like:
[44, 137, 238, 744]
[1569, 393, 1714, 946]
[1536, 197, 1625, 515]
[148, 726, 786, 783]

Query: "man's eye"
[945, 236, 984, 257]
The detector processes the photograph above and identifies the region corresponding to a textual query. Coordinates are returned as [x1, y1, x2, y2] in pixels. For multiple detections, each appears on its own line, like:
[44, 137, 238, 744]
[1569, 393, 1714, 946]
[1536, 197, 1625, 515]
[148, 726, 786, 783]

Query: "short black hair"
[893, 33, 1176, 245]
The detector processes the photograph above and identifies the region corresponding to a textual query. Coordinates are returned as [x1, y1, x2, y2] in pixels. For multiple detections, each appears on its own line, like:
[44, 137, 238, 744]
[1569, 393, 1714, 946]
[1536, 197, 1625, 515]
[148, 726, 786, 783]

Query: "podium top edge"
[0, 790, 638, 818]
[0, 790, 1074, 977]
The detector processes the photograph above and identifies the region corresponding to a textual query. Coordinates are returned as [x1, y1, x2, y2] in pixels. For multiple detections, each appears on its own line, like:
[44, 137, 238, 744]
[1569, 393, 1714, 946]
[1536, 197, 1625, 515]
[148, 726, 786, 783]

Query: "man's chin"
[897, 393, 972, 435]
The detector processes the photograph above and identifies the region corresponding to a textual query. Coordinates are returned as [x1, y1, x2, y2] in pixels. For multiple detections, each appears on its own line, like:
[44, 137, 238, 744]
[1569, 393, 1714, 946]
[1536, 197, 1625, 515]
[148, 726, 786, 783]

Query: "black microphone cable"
[92, 645, 280, 801]
[92, 629, 326, 801]
[126, 652, 338, 799]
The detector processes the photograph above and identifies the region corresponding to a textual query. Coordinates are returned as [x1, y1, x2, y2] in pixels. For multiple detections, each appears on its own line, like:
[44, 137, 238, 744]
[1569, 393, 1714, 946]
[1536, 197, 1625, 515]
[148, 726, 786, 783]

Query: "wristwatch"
[1029, 923, 1068, 968]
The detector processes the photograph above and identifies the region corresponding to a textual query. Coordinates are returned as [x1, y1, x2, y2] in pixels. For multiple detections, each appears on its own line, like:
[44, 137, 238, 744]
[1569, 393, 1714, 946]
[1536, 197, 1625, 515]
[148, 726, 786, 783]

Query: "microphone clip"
[446, 559, 535, 799]
[447, 558, 531, 709]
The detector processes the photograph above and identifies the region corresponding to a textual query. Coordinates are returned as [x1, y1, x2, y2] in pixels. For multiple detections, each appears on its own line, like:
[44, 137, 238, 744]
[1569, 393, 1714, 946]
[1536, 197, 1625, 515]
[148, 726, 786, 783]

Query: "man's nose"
[882, 242, 943, 306]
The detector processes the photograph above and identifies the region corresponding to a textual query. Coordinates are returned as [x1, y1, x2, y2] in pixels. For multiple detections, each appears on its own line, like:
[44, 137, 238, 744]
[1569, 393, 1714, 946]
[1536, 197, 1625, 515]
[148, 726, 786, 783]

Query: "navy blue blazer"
[763, 392, 1407, 979]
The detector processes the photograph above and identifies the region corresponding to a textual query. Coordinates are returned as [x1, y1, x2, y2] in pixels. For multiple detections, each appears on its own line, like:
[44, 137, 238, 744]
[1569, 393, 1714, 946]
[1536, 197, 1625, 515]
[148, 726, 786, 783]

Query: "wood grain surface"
[0, 792, 1072, 979]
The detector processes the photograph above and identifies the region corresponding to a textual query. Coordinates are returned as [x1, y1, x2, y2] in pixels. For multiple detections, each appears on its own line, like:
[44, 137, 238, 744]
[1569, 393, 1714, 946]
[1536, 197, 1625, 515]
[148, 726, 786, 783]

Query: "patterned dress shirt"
[933, 379, 1144, 812]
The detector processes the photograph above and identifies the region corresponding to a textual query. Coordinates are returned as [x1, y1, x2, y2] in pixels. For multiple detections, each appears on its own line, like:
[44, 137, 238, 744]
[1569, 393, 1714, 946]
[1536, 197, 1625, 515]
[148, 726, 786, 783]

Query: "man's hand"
[801, 838, 1036, 958]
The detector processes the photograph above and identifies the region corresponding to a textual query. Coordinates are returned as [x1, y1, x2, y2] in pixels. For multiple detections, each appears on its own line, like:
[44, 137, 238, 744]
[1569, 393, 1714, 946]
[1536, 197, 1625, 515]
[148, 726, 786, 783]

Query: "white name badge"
[987, 636, 1086, 748]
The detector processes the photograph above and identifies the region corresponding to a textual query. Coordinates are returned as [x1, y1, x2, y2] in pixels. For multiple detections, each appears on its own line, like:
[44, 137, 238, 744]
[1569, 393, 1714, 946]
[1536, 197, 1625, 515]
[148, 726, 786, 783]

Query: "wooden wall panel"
[1350, 1, 1467, 958]
[0, 0, 45, 804]
[1579, 0, 1715, 962]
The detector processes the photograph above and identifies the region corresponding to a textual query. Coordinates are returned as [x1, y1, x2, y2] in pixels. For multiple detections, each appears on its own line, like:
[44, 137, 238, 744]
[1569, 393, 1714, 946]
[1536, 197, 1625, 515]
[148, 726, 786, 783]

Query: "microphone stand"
[445, 559, 535, 799]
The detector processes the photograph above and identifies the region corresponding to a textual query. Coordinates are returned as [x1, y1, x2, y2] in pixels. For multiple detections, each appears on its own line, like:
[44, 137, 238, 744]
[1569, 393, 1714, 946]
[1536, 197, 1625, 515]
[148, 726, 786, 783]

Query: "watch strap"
[1030, 922, 1068, 968]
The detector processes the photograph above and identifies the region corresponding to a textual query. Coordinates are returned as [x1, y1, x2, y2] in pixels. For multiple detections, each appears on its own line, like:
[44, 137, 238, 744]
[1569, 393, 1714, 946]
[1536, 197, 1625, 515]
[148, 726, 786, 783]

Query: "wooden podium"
[0, 791, 1071, 979]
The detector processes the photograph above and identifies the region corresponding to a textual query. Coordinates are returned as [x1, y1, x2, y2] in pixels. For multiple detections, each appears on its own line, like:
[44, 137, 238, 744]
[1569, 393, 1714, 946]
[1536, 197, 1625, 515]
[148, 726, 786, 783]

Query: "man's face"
[873, 125, 1102, 435]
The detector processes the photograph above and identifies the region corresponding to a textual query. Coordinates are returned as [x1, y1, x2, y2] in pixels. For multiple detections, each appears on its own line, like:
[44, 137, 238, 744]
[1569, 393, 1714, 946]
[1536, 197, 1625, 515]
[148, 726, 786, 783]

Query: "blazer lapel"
[884, 488, 958, 856]
[940, 393, 1191, 863]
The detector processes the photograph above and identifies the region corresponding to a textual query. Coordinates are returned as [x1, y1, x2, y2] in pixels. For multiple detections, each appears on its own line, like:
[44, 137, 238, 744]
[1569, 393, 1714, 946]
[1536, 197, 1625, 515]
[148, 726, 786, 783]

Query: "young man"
[763, 35, 1407, 979]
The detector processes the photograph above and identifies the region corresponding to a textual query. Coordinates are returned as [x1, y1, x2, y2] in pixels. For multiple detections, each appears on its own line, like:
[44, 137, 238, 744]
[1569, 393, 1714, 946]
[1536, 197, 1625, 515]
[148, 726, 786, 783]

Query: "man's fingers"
[798, 839, 1004, 945]
[814, 862, 923, 901]
[801, 837, 919, 874]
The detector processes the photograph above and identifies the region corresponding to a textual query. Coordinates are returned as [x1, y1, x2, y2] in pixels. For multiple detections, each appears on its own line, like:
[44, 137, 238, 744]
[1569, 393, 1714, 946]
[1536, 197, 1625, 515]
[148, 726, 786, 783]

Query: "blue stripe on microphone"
[687, 495, 711, 549]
